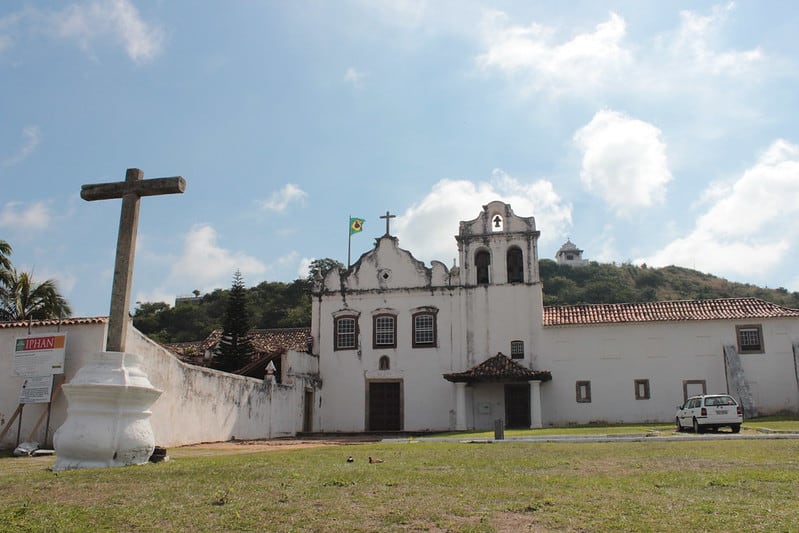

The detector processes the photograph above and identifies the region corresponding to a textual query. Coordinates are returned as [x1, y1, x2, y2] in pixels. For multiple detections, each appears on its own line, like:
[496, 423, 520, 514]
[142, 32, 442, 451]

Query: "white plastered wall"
[1, 320, 319, 449]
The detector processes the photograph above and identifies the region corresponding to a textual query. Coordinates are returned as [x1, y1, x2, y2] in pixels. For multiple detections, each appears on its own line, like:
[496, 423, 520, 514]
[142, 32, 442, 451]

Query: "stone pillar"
[455, 382, 467, 430]
[528, 380, 542, 429]
[53, 351, 162, 471]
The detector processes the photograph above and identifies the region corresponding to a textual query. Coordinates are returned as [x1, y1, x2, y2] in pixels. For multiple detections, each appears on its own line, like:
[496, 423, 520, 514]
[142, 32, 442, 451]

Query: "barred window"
[634, 379, 650, 400]
[413, 312, 436, 347]
[576, 381, 592, 403]
[334, 317, 357, 350]
[373, 315, 396, 348]
[736, 325, 763, 353]
[510, 340, 524, 359]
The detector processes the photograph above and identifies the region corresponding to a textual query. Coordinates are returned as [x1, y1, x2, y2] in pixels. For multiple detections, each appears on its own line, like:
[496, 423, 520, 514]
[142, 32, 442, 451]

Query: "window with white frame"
[736, 324, 764, 353]
[373, 315, 396, 348]
[412, 312, 436, 347]
[334, 316, 357, 350]
[510, 340, 524, 359]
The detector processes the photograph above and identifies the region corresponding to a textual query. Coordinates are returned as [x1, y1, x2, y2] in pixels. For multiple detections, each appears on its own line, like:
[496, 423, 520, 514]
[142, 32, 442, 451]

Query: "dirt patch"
[173, 436, 380, 456]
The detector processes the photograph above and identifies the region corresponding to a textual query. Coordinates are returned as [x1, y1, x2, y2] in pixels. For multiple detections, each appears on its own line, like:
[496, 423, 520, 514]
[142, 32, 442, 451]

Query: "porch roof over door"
[443, 353, 552, 384]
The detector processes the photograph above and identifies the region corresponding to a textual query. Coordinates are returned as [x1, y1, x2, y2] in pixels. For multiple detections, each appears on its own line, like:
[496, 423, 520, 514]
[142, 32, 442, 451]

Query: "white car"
[676, 394, 743, 433]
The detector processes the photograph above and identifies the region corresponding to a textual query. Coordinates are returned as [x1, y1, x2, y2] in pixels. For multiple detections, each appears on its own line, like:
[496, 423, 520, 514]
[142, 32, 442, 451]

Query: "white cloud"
[48, 0, 165, 64]
[0, 201, 51, 232]
[574, 110, 672, 217]
[2, 126, 41, 166]
[640, 139, 799, 277]
[168, 224, 267, 289]
[665, 3, 763, 78]
[344, 67, 366, 87]
[297, 257, 314, 280]
[476, 4, 771, 106]
[261, 184, 308, 212]
[477, 10, 631, 95]
[393, 170, 572, 265]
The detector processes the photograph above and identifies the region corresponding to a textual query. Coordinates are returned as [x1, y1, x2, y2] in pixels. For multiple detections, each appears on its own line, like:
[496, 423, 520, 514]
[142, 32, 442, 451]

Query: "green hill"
[539, 259, 799, 308]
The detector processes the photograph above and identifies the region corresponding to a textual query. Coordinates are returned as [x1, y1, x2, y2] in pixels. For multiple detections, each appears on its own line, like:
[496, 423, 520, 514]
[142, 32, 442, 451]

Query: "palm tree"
[0, 269, 72, 321]
[0, 239, 11, 271]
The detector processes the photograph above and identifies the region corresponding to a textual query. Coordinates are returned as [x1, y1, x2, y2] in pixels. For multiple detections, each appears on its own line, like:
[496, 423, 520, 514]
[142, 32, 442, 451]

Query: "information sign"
[13, 333, 67, 377]
[19, 375, 55, 404]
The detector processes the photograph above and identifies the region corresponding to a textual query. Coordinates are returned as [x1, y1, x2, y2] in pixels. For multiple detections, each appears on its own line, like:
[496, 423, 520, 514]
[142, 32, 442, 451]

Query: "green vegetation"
[0, 240, 72, 321]
[2, 438, 799, 531]
[539, 259, 799, 307]
[133, 258, 799, 344]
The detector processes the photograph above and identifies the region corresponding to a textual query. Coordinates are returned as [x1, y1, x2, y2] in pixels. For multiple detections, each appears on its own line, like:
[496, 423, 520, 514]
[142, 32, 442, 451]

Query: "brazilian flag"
[349, 217, 365, 235]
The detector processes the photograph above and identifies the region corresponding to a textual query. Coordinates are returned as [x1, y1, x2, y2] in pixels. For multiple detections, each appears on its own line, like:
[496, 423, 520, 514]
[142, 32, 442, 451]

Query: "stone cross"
[380, 210, 396, 236]
[81, 168, 186, 353]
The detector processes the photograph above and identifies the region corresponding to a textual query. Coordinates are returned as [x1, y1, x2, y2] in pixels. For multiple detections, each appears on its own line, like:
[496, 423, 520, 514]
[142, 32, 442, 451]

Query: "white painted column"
[528, 380, 542, 429]
[455, 382, 467, 430]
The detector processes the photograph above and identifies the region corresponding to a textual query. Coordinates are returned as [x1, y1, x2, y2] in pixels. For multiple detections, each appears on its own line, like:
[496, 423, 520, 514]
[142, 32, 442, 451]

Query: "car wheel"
[676, 417, 682, 432]
[693, 418, 703, 434]
[731, 424, 741, 434]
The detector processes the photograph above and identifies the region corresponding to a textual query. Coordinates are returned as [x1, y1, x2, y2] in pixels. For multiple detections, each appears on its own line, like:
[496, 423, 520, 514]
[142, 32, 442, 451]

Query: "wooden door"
[504, 384, 530, 429]
[368, 381, 402, 431]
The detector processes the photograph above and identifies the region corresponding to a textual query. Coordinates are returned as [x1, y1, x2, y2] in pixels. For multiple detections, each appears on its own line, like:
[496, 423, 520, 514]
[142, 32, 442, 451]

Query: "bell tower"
[454, 200, 545, 367]
[456, 201, 541, 287]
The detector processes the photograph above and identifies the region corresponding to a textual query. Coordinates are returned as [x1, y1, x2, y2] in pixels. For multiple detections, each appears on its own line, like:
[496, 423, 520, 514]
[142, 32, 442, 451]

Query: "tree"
[306, 258, 344, 283]
[0, 240, 11, 272]
[213, 270, 255, 372]
[0, 269, 72, 321]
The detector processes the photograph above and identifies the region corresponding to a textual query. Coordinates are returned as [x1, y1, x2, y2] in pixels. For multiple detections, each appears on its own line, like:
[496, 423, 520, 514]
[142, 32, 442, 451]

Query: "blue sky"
[2, 1, 799, 317]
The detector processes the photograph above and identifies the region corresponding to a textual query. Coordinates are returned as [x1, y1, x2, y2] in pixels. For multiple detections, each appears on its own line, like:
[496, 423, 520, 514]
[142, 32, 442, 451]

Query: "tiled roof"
[544, 298, 799, 326]
[443, 353, 552, 383]
[0, 316, 108, 329]
[163, 327, 312, 365]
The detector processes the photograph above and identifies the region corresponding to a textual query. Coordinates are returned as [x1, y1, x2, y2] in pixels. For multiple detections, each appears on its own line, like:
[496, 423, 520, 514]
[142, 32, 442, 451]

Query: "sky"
[2, 1, 799, 317]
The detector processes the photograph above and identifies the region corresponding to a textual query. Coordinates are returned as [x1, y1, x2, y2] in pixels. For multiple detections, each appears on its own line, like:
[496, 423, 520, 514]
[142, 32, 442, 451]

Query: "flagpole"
[347, 214, 352, 271]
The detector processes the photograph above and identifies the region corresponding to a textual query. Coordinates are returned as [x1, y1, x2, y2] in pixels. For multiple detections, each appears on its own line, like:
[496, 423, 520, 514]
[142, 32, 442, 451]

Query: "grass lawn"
[2, 437, 799, 532]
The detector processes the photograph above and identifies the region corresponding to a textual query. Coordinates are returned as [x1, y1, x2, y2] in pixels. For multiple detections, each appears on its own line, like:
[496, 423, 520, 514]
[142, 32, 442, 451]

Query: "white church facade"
[311, 201, 799, 431]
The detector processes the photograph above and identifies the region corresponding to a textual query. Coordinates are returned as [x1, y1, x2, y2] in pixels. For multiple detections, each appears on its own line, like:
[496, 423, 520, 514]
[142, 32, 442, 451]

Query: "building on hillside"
[310, 201, 799, 432]
[555, 238, 588, 267]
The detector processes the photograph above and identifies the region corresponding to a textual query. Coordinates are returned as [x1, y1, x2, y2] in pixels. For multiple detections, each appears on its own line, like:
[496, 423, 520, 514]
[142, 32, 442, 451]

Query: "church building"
[310, 201, 799, 431]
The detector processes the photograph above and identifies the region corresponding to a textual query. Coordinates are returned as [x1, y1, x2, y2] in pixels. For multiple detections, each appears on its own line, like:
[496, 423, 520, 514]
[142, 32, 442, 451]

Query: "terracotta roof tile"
[544, 298, 799, 326]
[0, 316, 108, 329]
[444, 353, 552, 383]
